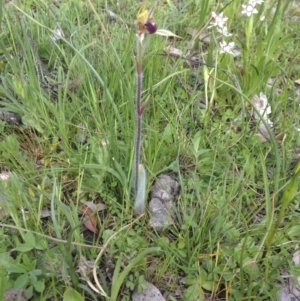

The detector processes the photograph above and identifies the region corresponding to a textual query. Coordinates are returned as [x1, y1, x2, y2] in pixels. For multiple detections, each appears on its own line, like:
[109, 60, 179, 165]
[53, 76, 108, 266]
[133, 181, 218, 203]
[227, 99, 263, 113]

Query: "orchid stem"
[134, 70, 142, 197]
[133, 2, 177, 212]
[134, 36, 145, 209]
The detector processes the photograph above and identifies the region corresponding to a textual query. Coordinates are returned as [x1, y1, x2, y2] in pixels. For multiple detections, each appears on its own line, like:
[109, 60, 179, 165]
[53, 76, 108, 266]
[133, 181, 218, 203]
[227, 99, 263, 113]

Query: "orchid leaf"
[155, 29, 181, 38]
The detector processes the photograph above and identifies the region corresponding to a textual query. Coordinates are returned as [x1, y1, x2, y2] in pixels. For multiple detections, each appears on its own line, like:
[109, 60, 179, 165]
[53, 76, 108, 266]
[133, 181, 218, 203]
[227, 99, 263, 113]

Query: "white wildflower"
[252, 93, 273, 141]
[253, 92, 273, 127]
[258, 92, 271, 115]
[209, 11, 234, 53]
[241, 4, 258, 17]
[219, 41, 235, 55]
[209, 12, 228, 28]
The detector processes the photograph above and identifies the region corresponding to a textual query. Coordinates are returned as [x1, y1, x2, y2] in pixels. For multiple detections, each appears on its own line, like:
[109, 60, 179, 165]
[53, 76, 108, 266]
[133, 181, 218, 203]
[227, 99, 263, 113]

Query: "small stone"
[149, 198, 174, 231]
[132, 281, 166, 301]
[149, 175, 179, 231]
[151, 175, 179, 202]
[276, 284, 292, 301]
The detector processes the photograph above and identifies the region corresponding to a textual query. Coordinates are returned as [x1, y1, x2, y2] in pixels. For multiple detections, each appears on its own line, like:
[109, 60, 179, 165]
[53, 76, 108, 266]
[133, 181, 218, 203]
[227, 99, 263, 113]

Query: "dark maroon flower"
[144, 22, 157, 34]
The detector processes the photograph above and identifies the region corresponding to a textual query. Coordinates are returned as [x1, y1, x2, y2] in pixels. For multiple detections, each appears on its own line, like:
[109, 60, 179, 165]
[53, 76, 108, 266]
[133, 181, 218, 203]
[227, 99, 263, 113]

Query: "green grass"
[0, 0, 300, 300]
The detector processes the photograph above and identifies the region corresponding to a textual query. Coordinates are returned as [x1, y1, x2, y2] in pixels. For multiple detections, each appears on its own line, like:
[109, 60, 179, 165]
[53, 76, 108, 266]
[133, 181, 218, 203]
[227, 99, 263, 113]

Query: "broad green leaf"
[63, 287, 84, 301]
[24, 232, 36, 247]
[34, 280, 45, 293]
[35, 240, 47, 250]
[184, 284, 204, 300]
[28, 275, 37, 284]
[29, 269, 42, 277]
[14, 244, 33, 252]
[14, 273, 28, 289]
[102, 229, 115, 243]
[199, 269, 208, 282]
[178, 240, 185, 249]
[0, 252, 10, 262]
[202, 281, 214, 291]
[0, 256, 27, 273]
[25, 285, 33, 299]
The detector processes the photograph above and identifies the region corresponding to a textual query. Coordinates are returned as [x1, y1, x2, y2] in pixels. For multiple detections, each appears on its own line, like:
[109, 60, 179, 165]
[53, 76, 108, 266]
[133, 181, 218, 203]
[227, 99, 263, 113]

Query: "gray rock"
[151, 175, 179, 202]
[149, 175, 179, 231]
[276, 284, 292, 301]
[149, 198, 174, 230]
[132, 281, 166, 301]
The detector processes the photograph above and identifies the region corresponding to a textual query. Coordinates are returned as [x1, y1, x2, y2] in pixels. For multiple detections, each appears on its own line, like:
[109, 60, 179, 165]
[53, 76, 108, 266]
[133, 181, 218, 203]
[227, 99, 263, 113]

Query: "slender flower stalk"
[133, 2, 178, 213]
[134, 38, 144, 211]
[133, 2, 156, 213]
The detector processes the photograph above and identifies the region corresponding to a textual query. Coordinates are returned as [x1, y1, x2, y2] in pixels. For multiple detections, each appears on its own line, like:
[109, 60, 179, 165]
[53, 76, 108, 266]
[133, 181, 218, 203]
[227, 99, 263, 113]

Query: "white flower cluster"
[209, 12, 235, 55]
[209, 1, 264, 55]
[208, 12, 232, 37]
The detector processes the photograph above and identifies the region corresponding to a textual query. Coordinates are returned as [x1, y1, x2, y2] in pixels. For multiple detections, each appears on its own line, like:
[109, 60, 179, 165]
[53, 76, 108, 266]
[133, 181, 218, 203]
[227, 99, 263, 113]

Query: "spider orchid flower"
[135, 1, 179, 43]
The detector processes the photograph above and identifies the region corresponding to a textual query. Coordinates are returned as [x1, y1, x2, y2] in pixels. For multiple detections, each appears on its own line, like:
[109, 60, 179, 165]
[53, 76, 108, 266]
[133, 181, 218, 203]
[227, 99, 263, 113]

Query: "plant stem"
[134, 67, 142, 196]
[134, 37, 143, 201]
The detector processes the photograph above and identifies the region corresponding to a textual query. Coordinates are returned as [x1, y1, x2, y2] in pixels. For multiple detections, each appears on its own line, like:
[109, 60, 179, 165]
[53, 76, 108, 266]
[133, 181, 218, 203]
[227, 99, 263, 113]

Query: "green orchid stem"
[134, 61, 142, 196]
[134, 36, 147, 212]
